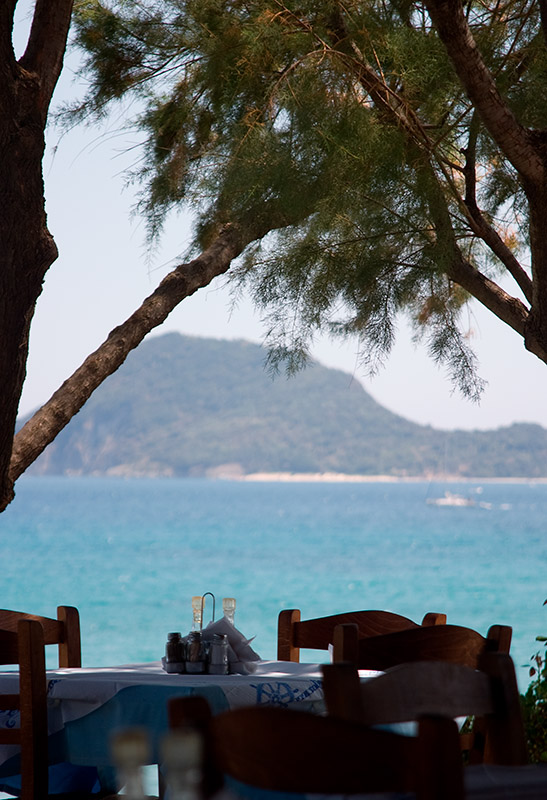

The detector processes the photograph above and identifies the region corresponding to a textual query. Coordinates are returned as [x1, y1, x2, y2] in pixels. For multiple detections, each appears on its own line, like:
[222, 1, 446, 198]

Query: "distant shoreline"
[238, 472, 547, 484]
[29, 470, 547, 482]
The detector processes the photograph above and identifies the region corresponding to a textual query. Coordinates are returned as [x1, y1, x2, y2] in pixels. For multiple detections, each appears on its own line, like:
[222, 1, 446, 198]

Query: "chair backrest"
[322, 652, 528, 766]
[0, 620, 49, 800]
[0, 606, 81, 667]
[333, 622, 512, 669]
[168, 694, 464, 800]
[277, 607, 446, 662]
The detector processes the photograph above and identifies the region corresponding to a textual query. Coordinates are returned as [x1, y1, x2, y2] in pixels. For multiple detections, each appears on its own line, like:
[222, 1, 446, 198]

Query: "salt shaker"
[208, 633, 229, 675]
[186, 631, 206, 674]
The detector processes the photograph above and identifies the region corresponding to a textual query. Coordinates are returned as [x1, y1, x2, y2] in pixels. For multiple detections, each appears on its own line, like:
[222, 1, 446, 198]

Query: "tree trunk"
[0, 0, 73, 510]
[0, 124, 55, 509]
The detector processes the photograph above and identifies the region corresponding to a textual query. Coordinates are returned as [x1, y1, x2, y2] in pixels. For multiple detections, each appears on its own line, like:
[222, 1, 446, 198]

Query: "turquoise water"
[1, 476, 546, 689]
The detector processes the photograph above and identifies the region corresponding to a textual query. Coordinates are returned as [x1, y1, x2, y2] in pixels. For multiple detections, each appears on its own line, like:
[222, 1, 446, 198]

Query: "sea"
[1, 475, 546, 692]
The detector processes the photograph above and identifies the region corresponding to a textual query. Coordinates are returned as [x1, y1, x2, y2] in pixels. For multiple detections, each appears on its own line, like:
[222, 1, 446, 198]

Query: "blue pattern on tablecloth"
[251, 680, 322, 707]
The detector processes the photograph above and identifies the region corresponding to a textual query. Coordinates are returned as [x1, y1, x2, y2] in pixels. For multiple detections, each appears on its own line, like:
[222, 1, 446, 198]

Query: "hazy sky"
[15, 5, 547, 431]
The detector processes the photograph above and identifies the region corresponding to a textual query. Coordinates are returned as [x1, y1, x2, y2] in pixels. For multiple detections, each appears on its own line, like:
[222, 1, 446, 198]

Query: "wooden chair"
[0, 606, 81, 668]
[277, 607, 446, 662]
[0, 608, 89, 799]
[0, 619, 49, 800]
[330, 622, 513, 765]
[167, 693, 464, 800]
[322, 652, 528, 767]
[332, 621, 512, 668]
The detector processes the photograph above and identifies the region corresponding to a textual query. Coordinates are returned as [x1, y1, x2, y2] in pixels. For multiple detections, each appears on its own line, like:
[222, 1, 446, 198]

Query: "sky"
[14, 4, 547, 432]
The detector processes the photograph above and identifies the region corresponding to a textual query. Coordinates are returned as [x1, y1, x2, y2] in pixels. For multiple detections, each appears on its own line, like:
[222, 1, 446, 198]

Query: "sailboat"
[426, 491, 476, 507]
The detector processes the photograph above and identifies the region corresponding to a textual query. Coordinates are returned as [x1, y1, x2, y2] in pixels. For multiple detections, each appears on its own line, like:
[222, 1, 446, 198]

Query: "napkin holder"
[201, 616, 261, 675]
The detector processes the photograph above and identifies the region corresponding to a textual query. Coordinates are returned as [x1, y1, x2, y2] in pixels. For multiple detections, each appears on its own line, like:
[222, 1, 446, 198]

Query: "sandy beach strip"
[242, 472, 400, 483]
[240, 472, 547, 484]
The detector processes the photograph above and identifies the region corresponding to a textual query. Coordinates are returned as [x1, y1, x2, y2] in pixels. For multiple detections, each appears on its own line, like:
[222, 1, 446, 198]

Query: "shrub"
[520, 601, 547, 763]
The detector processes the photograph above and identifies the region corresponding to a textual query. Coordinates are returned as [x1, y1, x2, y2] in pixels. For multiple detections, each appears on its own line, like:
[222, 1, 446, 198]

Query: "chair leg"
[417, 716, 464, 800]
[18, 620, 48, 800]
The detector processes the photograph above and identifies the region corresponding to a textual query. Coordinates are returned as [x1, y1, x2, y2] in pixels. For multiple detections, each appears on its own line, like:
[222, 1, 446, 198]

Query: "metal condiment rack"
[199, 592, 215, 629]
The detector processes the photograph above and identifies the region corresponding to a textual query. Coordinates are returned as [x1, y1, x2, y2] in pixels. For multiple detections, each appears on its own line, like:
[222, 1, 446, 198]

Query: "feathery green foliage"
[69, 1, 547, 394]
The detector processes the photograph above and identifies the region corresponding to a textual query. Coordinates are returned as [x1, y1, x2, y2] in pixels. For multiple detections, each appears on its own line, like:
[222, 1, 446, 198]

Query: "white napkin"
[201, 617, 261, 674]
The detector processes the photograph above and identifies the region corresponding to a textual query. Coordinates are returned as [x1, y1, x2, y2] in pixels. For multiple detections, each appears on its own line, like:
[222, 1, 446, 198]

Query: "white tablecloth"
[42, 659, 328, 725]
[0, 659, 346, 790]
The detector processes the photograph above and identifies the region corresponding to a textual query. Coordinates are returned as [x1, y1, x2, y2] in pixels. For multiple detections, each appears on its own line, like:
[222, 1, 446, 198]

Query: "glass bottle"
[222, 597, 236, 625]
[191, 596, 203, 631]
[110, 728, 150, 800]
[161, 728, 203, 800]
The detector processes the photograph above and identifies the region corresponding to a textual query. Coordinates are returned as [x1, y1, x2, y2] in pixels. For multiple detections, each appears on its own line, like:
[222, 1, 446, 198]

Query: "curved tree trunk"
[7, 224, 247, 497]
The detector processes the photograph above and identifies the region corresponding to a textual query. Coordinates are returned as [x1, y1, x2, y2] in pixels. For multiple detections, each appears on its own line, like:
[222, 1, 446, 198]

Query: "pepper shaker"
[165, 632, 184, 664]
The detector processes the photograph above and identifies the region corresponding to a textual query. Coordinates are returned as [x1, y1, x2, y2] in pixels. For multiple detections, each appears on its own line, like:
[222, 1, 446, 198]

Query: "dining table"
[0, 658, 338, 795]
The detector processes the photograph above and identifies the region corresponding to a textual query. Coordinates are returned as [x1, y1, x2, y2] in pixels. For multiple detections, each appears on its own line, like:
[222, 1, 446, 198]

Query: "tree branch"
[425, 0, 544, 187]
[462, 115, 533, 303]
[18, 0, 74, 117]
[447, 253, 530, 341]
[8, 224, 246, 487]
[422, 141, 534, 353]
[320, 6, 434, 152]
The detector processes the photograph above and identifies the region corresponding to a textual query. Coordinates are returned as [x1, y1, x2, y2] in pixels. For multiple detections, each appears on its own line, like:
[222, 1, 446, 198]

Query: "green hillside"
[24, 333, 547, 478]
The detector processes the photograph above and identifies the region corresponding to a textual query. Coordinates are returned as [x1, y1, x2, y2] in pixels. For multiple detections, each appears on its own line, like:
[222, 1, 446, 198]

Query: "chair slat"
[169, 695, 453, 799]
[341, 623, 511, 670]
[0, 607, 81, 667]
[277, 607, 446, 662]
[213, 707, 418, 794]
[0, 730, 21, 745]
[0, 693, 21, 709]
[0, 610, 62, 643]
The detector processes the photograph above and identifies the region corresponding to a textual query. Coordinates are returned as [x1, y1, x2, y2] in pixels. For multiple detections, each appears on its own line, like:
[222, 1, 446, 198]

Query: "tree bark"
[7, 225, 249, 501]
[0, 0, 73, 511]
